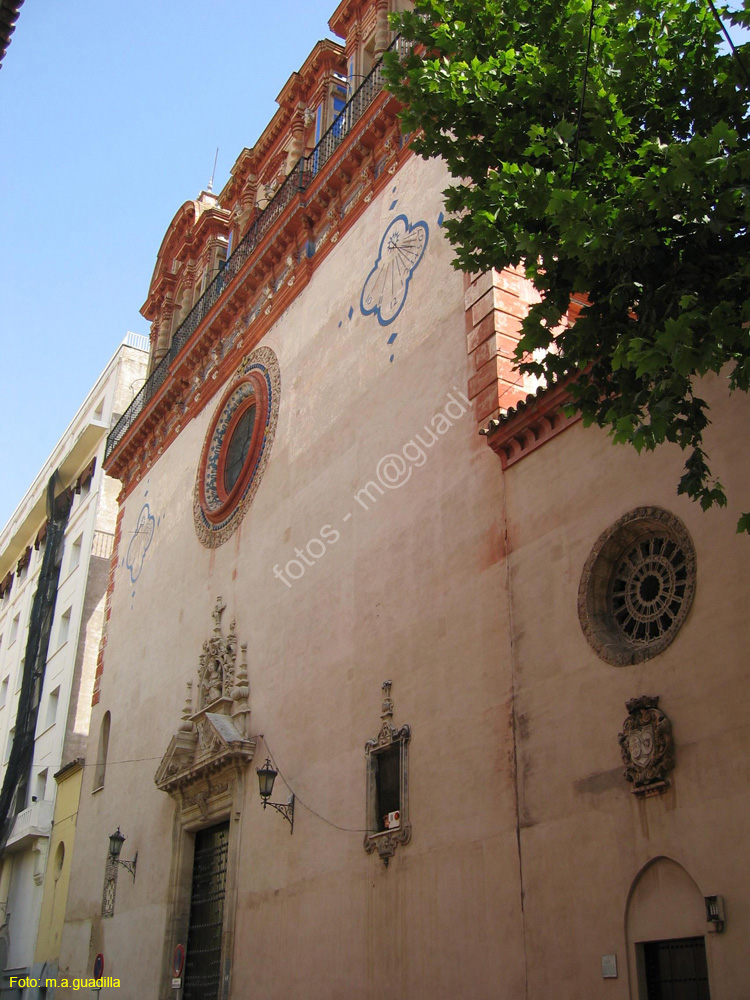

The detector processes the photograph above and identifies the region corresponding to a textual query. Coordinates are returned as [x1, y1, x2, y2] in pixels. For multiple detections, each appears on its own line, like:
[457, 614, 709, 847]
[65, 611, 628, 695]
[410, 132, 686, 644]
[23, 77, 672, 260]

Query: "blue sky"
[0, 0, 336, 531]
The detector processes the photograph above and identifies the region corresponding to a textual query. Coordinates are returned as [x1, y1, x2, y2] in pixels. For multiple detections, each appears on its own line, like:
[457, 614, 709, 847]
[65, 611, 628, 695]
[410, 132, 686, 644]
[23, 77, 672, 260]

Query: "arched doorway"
[625, 857, 711, 999]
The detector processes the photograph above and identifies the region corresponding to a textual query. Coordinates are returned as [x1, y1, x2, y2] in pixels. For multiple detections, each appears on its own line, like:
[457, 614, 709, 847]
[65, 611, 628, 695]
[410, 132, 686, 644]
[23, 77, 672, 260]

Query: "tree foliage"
[385, 0, 750, 529]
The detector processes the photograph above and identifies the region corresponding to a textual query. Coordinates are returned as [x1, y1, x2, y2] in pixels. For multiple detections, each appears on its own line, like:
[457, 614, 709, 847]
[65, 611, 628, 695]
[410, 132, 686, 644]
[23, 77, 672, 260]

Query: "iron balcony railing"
[91, 529, 115, 560]
[105, 35, 411, 461]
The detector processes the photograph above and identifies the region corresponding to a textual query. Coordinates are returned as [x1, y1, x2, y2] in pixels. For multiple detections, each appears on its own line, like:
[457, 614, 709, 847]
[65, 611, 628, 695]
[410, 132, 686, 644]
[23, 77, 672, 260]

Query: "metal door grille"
[643, 937, 711, 1000]
[183, 822, 229, 1000]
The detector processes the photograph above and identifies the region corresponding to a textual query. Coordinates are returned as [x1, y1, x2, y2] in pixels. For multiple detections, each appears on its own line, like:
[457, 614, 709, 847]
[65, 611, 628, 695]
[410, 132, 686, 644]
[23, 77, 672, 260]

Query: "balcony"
[4, 799, 54, 852]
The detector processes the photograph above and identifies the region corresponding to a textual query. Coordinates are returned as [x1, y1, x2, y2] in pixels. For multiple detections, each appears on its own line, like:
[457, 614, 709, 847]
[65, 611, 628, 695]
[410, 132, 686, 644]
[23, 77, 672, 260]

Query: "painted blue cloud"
[126, 503, 155, 584]
[361, 215, 428, 326]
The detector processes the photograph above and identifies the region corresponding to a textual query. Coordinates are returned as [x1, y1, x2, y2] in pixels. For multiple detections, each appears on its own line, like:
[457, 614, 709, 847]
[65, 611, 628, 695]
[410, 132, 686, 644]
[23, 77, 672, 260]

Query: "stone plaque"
[601, 954, 618, 979]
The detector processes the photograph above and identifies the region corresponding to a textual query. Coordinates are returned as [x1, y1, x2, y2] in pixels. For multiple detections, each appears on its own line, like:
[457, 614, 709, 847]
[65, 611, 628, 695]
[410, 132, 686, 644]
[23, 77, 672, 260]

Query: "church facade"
[56, 2, 750, 998]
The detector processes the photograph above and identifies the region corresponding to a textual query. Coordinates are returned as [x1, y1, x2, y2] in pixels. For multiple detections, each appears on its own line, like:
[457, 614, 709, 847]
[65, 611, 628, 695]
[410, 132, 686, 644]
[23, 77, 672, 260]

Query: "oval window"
[194, 348, 280, 548]
[54, 841, 65, 879]
[223, 403, 257, 495]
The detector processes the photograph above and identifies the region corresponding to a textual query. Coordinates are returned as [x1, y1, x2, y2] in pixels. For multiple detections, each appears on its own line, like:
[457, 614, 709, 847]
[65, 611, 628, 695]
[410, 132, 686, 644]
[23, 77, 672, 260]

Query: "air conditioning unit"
[384, 810, 400, 829]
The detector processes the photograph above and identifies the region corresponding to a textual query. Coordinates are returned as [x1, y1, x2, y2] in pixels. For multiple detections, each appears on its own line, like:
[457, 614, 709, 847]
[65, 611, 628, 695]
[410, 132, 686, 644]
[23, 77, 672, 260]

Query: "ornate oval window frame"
[193, 347, 280, 548]
[577, 506, 696, 666]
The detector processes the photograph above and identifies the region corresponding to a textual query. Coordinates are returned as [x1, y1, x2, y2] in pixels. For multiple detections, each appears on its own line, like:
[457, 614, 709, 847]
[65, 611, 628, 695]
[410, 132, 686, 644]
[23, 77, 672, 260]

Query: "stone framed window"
[578, 506, 696, 666]
[364, 681, 411, 866]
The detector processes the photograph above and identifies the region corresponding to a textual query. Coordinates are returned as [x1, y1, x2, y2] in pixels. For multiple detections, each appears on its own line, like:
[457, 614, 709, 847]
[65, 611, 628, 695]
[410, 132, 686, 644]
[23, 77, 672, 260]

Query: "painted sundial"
[361, 214, 428, 326]
[126, 503, 155, 584]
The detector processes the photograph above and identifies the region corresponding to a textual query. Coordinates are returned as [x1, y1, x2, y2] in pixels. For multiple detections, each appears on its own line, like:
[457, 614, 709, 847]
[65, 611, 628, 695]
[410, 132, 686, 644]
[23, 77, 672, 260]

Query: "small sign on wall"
[601, 954, 618, 979]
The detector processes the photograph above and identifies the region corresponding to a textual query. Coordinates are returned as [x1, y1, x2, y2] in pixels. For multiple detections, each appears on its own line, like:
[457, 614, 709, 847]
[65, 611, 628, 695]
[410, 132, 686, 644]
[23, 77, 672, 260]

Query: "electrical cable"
[16, 741, 375, 834]
[24, 755, 165, 773]
[261, 736, 373, 834]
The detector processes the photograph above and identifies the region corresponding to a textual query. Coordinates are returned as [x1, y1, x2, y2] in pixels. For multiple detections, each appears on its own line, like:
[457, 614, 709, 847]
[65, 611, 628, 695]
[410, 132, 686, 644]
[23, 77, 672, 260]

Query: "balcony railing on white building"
[124, 331, 149, 352]
[91, 529, 115, 560]
[4, 799, 54, 852]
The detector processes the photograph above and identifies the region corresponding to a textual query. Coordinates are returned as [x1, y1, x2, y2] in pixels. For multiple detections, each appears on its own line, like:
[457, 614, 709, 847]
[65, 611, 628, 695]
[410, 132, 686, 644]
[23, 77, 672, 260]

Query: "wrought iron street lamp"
[256, 759, 294, 833]
[108, 827, 138, 880]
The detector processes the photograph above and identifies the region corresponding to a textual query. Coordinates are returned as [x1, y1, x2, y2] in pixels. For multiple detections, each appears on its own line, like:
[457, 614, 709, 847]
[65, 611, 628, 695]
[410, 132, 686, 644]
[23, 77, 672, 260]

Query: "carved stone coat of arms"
[618, 696, 674, 797]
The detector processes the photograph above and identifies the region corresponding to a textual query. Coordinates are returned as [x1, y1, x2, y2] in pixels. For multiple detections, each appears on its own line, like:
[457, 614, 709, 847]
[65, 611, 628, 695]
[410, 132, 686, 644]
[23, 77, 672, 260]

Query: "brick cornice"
[479, 378, 582, 469]
[463, 268, 587, 468]
[142, 198, 231, 320]
[329, 0, 373, 39]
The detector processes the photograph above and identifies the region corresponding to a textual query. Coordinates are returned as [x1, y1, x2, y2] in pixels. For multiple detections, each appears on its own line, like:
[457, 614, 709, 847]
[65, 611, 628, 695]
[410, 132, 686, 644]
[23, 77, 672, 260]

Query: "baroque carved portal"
[154, 596, 256, 823]
[618, 695, 674, 797]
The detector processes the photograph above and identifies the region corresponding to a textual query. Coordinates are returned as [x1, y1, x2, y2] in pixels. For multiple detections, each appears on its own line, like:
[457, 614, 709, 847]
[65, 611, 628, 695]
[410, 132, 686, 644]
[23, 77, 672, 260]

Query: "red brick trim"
[92, 504, 125, 706]
[464, 267, 539, 426]
[464, 268, 589, 467]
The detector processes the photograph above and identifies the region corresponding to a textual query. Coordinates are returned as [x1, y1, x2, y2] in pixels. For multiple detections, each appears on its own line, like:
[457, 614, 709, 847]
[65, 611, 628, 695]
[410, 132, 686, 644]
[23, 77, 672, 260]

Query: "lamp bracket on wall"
[705, 895, 725, 933]
[256, 759, 295, 833]
[263, 795, 295, 833]
[108, 827, 138, 881]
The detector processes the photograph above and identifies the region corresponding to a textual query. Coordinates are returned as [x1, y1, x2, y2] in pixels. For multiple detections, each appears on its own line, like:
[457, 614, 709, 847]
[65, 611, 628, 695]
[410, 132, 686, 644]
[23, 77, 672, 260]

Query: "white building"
[0, 334, 148, 996]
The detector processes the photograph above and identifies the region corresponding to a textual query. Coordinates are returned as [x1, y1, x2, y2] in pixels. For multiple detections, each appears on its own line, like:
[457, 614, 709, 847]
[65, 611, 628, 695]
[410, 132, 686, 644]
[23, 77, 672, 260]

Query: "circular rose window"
[194, 347, 280, 547]
[578, 507, 696, 665]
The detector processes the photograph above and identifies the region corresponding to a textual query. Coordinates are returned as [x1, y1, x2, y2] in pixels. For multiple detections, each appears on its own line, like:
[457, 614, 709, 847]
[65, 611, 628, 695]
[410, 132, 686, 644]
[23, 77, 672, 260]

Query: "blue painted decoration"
[360, 215, 429, 326]
[126, 503, 156, 584]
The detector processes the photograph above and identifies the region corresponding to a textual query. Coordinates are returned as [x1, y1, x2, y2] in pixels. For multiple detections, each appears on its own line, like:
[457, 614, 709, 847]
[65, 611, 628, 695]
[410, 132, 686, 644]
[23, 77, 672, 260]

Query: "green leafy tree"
[385, 0, 750, 531]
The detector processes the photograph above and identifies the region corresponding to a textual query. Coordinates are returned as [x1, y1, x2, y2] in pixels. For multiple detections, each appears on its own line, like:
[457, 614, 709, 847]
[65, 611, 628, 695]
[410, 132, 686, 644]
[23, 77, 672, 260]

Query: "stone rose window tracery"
[609, 532, 689, 647]
[578, 507, 697, 666]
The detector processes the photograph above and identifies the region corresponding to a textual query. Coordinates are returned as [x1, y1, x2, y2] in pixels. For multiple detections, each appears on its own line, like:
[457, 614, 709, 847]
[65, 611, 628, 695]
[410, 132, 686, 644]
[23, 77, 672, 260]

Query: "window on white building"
[68, 534, 83, 574]
[58, 607, 71, 648]
[45, 686, 60, 729]
[34, 768, 48, 803]
[15, 773, 28, 815]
